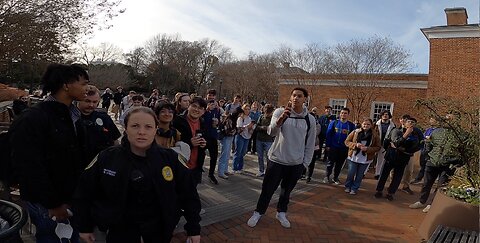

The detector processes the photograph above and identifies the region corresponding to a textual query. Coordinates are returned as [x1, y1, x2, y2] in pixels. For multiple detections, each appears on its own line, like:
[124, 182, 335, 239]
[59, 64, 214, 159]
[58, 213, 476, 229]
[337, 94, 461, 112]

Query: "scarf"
[354, 129, 373, 156]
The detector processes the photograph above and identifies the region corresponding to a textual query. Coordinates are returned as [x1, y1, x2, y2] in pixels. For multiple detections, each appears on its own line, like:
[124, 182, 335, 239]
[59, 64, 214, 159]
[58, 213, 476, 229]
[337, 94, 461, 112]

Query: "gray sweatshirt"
[267, 107, 316, 167]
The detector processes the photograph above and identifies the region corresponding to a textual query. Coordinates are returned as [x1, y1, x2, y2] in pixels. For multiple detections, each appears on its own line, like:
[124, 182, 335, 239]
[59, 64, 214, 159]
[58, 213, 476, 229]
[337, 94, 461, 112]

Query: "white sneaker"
[409, 201, 425, 209]
[344, 188, 351, 193]
[276, 212, 291, 228]
[422, 205, 431, 213]
[256, 172, 265, 177]
[323, 177, 330, 184]
[247, 211, 262, 227]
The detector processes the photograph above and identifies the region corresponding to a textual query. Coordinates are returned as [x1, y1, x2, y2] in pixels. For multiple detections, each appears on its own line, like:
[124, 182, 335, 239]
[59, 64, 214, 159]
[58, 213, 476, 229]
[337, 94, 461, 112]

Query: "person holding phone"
[172, 97, 207, 184]
[247, 87, 316, 229]
[232, 104, 255, 173]
[374, 115, 420, 201]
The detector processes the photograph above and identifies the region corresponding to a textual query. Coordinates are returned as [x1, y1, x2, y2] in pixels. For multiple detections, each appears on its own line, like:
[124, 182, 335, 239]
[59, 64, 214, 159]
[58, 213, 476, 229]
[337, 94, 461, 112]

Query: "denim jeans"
[232, 135, 249, 171]
[256, 140, 273, 173]
[344, 160, 369, 192]
[26, 202, 79, 243]
[218, 136, 234, 176]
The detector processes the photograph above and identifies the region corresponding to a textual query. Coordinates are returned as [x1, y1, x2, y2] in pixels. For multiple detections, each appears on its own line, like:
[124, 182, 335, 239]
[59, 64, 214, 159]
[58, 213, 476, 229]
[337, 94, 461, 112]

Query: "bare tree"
[323, 36, 414, 121]
[88, 63, 134, 89]
[76, 42, 124, 66]
[125, 47, 148, 75]
[0, 0, 123, 65]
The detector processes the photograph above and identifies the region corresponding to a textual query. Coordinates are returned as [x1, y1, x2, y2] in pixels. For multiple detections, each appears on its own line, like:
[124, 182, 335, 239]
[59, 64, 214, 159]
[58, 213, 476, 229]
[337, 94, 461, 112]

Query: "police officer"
[77, 85, 121, 165]
[73, 107, 201, 243]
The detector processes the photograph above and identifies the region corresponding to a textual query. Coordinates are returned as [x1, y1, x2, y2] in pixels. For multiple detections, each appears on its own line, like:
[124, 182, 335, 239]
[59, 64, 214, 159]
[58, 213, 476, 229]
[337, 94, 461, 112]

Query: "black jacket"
[172, 113, 206, 172]
[76, 111, 121, 164]
[72, 142, 201, 239]
[9, 101, 84, 209]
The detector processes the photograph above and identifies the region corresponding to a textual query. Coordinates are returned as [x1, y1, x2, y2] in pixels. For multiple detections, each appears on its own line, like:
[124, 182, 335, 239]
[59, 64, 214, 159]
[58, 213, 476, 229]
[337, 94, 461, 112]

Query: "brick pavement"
[172, 154, 427, 243]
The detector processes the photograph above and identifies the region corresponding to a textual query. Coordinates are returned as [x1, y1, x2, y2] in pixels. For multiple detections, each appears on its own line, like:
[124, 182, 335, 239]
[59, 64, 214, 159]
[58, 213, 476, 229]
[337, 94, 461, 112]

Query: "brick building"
[277, 7, 479, 124]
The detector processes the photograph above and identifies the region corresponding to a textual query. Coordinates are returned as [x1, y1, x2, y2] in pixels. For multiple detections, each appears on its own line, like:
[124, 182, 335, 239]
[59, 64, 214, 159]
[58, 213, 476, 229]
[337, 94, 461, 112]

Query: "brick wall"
[279, 84, 427, 125]
[427, 38, 480, 100]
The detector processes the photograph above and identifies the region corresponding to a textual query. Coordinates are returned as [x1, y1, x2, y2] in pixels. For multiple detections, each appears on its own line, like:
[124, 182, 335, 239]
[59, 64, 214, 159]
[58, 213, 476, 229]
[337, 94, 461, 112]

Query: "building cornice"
[421, 25, 480, 39]
[278, 79, 428, 89]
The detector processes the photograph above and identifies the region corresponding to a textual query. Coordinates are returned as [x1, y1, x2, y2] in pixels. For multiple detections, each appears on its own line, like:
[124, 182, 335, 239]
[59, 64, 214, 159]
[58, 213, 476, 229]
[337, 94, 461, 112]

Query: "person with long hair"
[74, 107, 201, 243]
[217, 107, 243, 178]
[344, 118, 381, 195]
[232, 104, 255, 173]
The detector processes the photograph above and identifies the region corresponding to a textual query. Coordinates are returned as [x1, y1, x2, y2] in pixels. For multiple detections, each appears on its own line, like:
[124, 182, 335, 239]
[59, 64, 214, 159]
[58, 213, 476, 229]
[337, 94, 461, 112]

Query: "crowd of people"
[2, 63, 461, 242]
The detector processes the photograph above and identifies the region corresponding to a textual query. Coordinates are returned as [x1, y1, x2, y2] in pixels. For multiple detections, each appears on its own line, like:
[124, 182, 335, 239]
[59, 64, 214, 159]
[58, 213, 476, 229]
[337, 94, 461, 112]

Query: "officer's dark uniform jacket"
[9, 101, 84, 209]
[72, 140, 201, 238]
[76, 110, 121, 164]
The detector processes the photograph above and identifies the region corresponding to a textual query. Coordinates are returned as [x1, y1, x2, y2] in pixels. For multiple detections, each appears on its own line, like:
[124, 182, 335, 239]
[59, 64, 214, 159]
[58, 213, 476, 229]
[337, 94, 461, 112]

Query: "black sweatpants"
[255, 162, 304, 214]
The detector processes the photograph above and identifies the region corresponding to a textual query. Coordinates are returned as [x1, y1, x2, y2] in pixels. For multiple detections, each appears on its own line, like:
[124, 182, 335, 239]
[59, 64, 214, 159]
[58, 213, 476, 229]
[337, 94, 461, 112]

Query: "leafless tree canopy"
[0, 0, 123, 66]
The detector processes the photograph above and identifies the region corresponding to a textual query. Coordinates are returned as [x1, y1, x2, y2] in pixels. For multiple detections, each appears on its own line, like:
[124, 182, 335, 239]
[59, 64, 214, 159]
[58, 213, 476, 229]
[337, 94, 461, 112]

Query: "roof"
[0, 83, 28, 102]
[421, 24, 480, 39]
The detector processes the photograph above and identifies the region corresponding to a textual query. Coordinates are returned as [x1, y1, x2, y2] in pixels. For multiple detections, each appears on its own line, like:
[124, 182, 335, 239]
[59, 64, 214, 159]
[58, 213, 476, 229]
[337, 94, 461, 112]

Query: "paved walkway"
[170, 153, 427, 243]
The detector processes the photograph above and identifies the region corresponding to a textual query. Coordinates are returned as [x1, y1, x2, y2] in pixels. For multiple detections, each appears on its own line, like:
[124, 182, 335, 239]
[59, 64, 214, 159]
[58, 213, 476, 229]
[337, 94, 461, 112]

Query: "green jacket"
[426, 127, 461, 167]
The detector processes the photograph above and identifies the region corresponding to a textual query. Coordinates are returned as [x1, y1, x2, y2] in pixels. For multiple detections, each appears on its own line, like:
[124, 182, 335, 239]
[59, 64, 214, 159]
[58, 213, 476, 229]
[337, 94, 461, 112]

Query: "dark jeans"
[255, 162, 304, 214]
[419, 165, 450, 204]
[375, 151, 410, 195]
[414, 151, 428, 181]
[302, 149, 320, 178]
[26, 202, 79, 243]
[247, 131, 258, 153]
[205, 138, 218, 176]
[326, 147, 348, 180]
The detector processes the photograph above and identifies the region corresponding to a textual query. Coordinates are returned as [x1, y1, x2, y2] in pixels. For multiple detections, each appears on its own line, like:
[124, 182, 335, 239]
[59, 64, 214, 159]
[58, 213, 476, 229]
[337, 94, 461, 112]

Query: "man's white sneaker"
[276, 212, 291, 228]
[247, 211, 262, 227]
[409, 201, 425, 209]
[422, 204, 431, 213]
[323, 177, 330, 184]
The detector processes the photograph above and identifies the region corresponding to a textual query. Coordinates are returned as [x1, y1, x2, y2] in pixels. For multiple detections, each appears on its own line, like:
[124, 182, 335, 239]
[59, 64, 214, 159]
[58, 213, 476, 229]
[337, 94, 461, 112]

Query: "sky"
[87, 0, 479, 73]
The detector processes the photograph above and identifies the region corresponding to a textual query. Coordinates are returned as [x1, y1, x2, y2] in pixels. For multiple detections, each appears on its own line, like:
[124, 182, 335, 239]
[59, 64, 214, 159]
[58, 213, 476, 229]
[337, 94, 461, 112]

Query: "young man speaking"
[247, 87, 316, 229]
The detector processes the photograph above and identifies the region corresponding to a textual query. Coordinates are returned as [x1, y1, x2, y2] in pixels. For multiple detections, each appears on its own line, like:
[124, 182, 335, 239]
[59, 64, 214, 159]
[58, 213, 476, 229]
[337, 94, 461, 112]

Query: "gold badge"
[162, 166, 174, 181]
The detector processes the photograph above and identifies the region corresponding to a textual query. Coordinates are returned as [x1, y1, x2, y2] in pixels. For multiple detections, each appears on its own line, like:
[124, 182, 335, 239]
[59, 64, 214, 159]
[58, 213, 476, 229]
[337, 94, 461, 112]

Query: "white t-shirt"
[348, 140, 372, 164]
[237, 116, 254, 139]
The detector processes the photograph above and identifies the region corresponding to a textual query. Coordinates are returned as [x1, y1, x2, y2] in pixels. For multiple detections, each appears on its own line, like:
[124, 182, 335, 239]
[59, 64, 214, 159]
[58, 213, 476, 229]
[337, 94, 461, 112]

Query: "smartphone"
[287, 101, 292, 108]
[195, 130, 203, 138]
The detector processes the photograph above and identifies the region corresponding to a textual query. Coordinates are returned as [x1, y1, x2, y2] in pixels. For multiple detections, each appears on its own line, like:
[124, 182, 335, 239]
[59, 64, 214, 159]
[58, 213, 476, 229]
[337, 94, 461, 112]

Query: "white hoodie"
[267, 107, 316, 167]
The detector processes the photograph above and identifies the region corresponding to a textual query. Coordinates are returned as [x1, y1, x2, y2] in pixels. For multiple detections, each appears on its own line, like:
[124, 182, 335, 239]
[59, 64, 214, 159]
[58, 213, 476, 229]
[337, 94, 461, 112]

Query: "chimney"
[445, 7, 468, 26]
[282, 62, 290, 68]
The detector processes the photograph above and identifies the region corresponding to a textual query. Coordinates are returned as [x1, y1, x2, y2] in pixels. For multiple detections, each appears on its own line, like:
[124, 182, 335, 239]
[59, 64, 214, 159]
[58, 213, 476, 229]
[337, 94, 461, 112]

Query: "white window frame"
[329, 98, 347, 117]
[371, 101, 394, 122]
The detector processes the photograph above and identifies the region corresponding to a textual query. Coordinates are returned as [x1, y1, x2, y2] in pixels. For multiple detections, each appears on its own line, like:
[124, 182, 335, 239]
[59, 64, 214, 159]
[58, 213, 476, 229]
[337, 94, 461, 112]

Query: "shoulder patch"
[85, 155, 98, 170]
